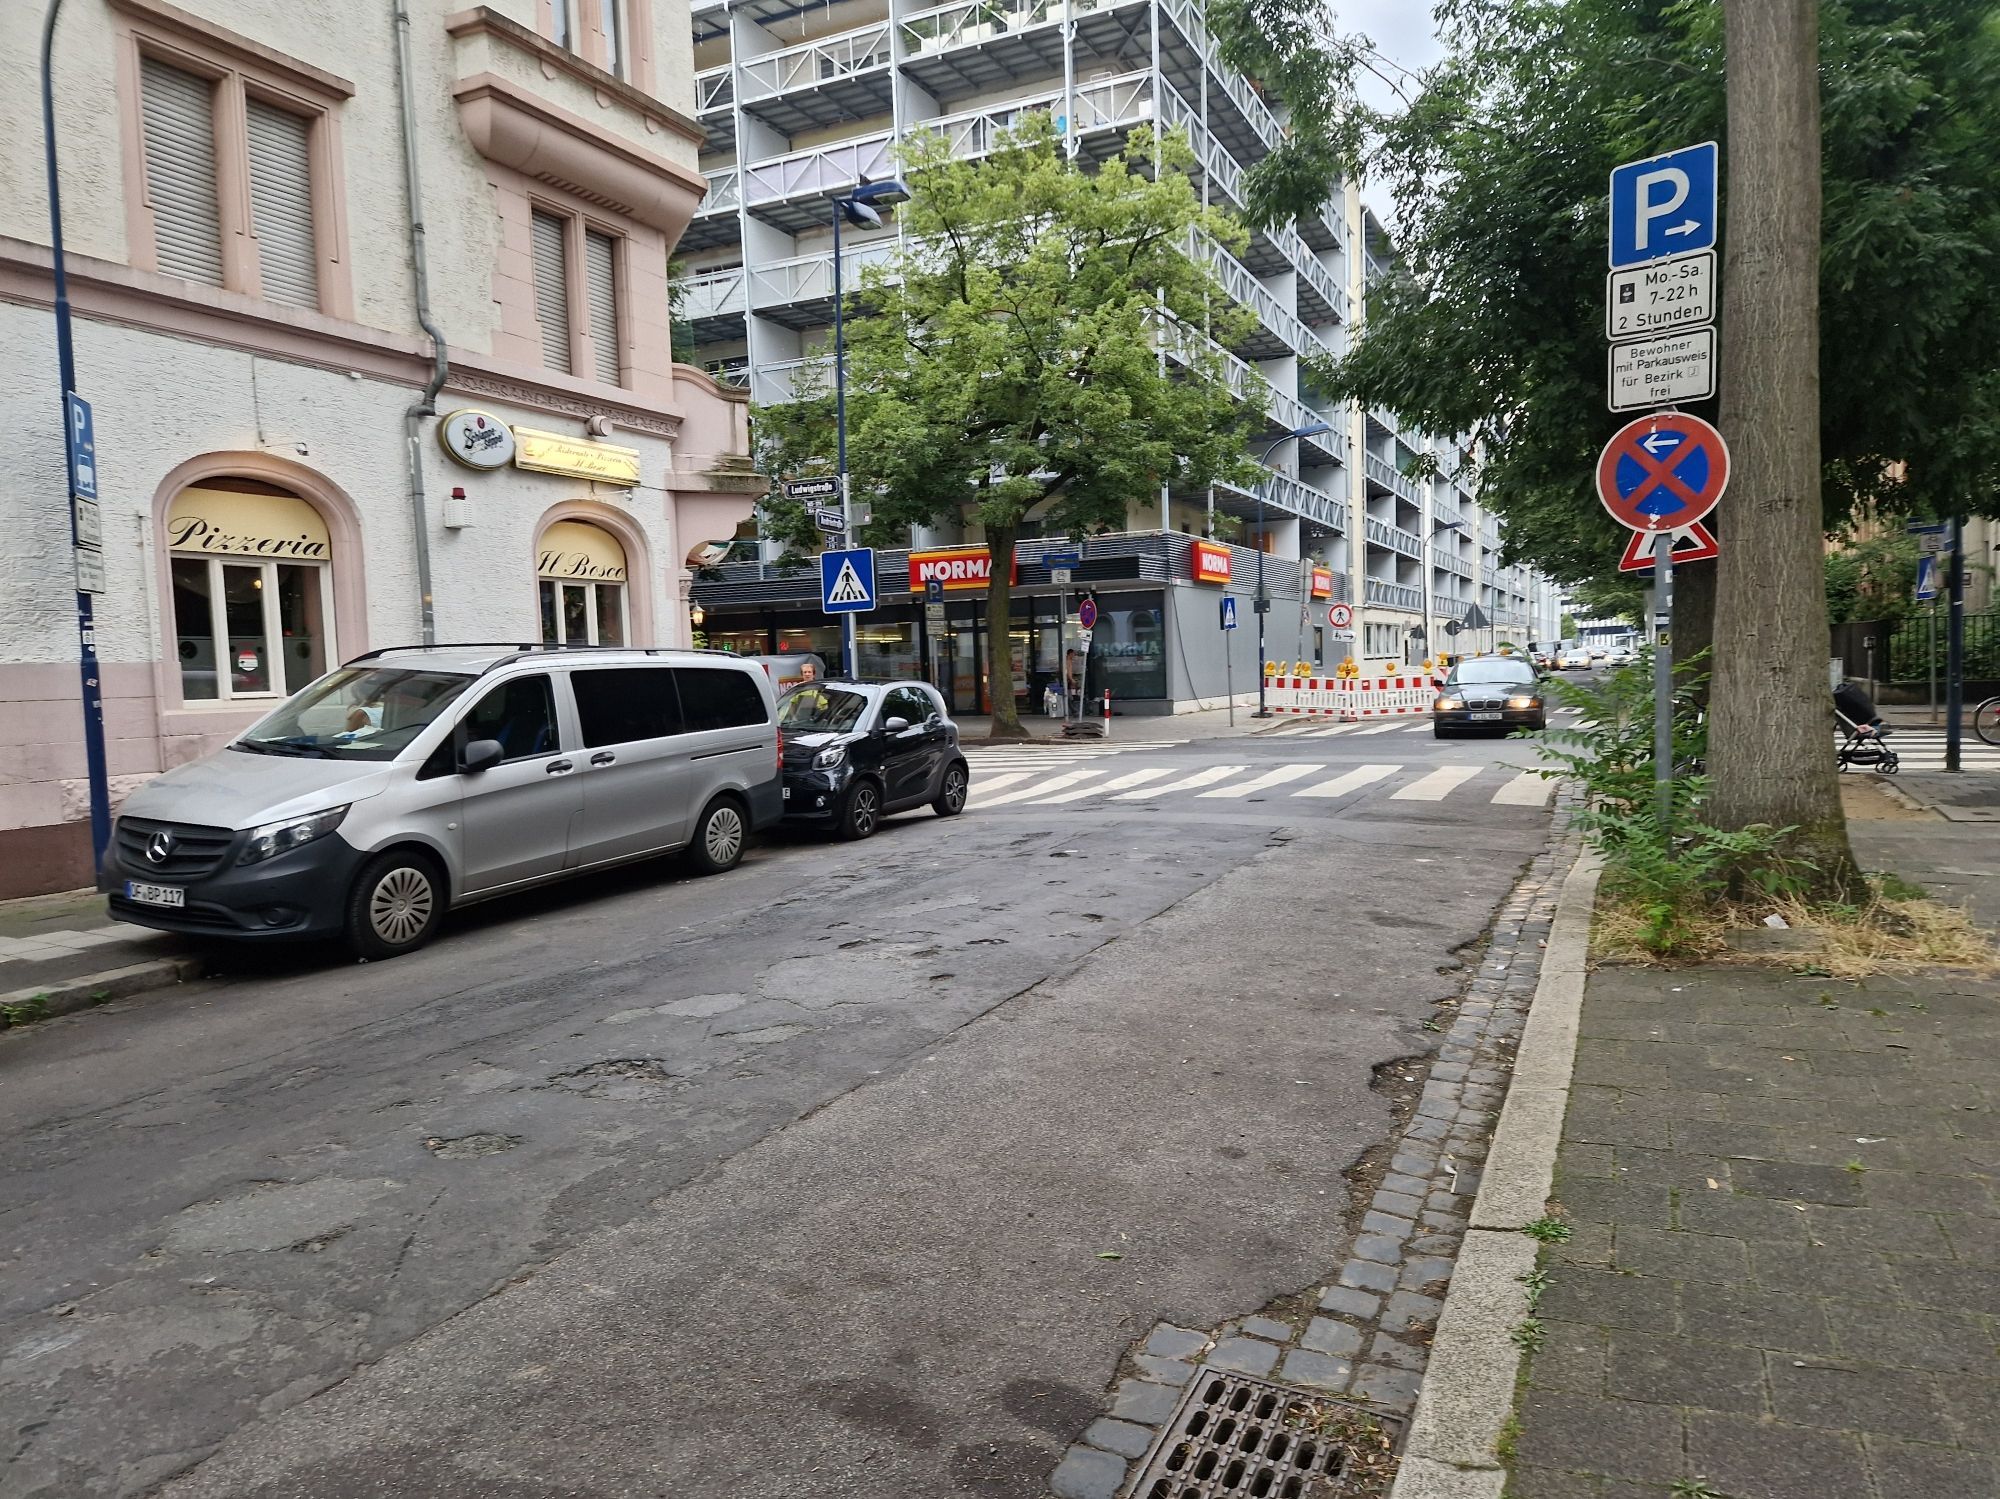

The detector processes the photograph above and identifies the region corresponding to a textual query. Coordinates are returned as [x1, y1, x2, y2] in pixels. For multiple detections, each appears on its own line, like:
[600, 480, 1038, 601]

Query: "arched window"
[537, 520, 628, 645]
[165, 483, 335, 702]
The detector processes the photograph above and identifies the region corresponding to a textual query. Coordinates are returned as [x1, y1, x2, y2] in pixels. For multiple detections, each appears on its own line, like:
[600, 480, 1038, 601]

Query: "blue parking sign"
[64, 392, 97, 501]
[1609, 142, 1718, 269]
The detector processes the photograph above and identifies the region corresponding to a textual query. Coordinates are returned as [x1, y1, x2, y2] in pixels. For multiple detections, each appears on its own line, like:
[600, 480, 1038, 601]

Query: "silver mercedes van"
[101, 645, 784, 959]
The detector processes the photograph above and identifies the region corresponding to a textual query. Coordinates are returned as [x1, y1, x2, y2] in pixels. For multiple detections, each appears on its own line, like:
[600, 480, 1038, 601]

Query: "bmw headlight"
[811, 744, 847, 770]
[1434, 697, 1463, 712]
[1507, 696, 1541, 710]
[239, 806, 349, 867]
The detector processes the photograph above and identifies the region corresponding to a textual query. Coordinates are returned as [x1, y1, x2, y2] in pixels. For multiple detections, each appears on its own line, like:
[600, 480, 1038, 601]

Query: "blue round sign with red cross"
[1595, 412, 1730, 533]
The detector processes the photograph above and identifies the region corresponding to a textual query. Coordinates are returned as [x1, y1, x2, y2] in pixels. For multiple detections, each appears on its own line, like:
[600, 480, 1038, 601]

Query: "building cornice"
[444, 6, 703, 148]
[107, 0, 356, 98]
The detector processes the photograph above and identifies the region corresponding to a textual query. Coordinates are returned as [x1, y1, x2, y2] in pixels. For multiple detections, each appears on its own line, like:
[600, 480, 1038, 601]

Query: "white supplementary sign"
[75, 545, 105, 594]
[1606, 250, 1714, 340]
[1608, 328, 1716, 412]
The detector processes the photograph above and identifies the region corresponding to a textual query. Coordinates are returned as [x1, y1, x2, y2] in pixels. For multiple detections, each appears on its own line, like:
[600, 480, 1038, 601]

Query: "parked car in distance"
[102, 645, 784, 959]
[1606, 645, 1636, 666]
[1433, 654, 1548, 736]
[778, 679, 969, 840]
[1558, 647, 1593, 670]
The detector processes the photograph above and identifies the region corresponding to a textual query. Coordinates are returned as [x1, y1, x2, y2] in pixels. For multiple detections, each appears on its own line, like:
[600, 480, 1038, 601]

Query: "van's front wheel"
[345, 851, 445, 960]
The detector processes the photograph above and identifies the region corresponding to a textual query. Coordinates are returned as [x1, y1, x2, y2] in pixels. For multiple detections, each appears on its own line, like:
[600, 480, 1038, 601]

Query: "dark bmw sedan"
[1433, 654, 1549, 737]
[777, 680, 970, 839]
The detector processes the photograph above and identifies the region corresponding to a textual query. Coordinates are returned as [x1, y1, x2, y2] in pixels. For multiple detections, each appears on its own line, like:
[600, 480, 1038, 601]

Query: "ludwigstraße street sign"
[1608, 327, 1716, 412]
[1605, 250, 1715, 340]
[783, 476, 840, 502]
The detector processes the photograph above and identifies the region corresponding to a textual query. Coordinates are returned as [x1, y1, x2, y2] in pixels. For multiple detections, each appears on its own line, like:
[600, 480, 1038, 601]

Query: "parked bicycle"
[1975, 693, 2000, 746]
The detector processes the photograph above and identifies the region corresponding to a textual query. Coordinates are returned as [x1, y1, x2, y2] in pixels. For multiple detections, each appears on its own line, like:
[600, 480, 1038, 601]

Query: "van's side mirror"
[883, 716, 911, 734]
[461, 738, 504, 774]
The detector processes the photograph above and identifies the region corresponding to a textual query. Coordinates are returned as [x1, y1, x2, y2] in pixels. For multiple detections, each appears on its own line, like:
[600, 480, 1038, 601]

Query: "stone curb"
[0, 955, 205, 1030]
[1387, 848, 1602, 1499]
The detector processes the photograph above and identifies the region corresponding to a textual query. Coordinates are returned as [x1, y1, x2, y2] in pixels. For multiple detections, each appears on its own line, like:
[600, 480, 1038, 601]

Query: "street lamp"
[830, 177, 910, 678]
[1252, 421, 1334, 718]
[1425, 515, 1466, 668]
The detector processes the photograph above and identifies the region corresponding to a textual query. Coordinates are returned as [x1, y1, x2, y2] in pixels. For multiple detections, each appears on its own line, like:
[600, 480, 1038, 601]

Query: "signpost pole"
[1928, 596, 1939, 727]
[1653, 530, 1675, 829]
[1224, 608, 1235, 728]
[831, 203, 856, 680]
[1946, 516, 1966, 773]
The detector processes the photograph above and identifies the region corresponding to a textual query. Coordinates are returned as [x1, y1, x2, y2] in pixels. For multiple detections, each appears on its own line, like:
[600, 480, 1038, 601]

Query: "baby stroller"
[1834, 680, 1899, 774]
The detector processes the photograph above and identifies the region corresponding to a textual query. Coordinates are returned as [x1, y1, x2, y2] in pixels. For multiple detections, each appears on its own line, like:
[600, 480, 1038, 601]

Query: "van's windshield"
[233, 667, 474, 760]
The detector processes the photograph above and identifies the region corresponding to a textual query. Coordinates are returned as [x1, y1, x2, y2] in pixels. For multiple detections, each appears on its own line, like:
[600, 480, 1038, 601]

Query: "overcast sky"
[1334, 1, 1447, 225]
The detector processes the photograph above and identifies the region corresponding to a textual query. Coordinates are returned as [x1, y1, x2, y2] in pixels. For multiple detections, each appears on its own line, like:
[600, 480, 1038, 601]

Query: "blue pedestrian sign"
[820, 547, 876, 614]
[1609, 142, 1718, 269]
[1916, 553, 1941, 603]
[1220, 596, 1239, 631]
[64, 392, 97, 501]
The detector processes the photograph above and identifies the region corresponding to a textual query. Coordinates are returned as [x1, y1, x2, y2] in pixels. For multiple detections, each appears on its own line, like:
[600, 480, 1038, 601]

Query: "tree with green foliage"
[839, 116, 1261, 736]
[1824, 531, 1919, 626]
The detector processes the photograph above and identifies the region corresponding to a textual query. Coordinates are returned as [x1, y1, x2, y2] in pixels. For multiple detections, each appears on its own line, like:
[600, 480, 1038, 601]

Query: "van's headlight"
[239, 806, 349, 866]
[812, 744, 847, 770]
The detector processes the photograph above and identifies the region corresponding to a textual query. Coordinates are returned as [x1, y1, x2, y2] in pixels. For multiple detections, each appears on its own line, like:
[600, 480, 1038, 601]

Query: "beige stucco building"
[1, 0, 759, 897]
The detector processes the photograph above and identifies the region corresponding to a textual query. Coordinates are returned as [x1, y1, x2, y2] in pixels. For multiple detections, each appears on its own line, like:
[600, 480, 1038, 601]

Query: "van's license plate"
[125, 881, 185, 908]
[1468, 711, 1504, 722]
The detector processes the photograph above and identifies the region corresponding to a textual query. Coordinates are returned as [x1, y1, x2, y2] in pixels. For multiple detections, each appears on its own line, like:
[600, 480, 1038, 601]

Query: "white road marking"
[1391, 765, 1486, 801]
[1024, 767, 1173, 804]
[1112, 764, 1246, 799]
[1352, 723, 1403, 736]
[963, 771, 1032, 796]
[1491, 770, 1555, 806]
[1403, 723, 1432, 733]
[974, 768, 1107, 807]
[1301, 723, 1363, 737]
[1292, 763, 1400, 799]
[1196, 763, 1324, 799]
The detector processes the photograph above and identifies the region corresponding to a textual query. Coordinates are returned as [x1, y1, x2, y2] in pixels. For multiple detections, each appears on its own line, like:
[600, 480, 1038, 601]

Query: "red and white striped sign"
[1265, 674, 1439, 721]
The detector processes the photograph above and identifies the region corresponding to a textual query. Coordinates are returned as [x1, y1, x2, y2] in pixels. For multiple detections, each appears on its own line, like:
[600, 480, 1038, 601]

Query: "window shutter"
[139, 57, 224, 286]
[583, 229, 620, 384]
[245, 99, 319, 308]
[531, 210, 572, 373]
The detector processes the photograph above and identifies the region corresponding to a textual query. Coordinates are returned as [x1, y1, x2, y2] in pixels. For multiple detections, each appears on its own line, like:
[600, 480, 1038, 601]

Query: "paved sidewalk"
[1505, 824, 2000, 1499]
[0, 886, 187, 1003]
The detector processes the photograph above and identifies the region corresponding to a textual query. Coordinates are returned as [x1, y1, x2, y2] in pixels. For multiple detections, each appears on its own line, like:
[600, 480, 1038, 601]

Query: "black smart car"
[777, 680, 970, 839]
[1432, 654, 1549, 737]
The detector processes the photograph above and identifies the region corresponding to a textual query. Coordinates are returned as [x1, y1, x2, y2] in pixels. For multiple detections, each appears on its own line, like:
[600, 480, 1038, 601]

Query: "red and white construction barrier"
[1265, 674, 1440, 721]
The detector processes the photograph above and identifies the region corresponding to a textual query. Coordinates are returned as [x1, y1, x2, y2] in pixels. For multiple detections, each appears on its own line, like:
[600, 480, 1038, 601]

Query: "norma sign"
[1608, 142, 1718, 269]
[1595, 412, 1730, 534]
[1191, 540, 1232, 585]
[1309, 566, 1333, 600]
[1608, 328, 1715, 412]
[908, 547, 1014, 591]
[1606, 251, 1715, 341]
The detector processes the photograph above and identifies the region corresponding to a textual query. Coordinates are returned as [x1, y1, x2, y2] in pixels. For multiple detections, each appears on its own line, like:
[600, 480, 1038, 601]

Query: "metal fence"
[1885, 609, 2000, 683]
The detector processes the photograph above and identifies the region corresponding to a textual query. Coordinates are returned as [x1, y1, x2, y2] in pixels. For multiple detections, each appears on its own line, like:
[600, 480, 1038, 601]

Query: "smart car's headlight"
[239, 806, 349, 867]
[812, 744, 847, 770]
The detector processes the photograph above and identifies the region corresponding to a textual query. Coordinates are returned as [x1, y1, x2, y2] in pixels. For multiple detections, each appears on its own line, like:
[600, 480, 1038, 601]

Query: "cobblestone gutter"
[1051, 829, 1578, 1499]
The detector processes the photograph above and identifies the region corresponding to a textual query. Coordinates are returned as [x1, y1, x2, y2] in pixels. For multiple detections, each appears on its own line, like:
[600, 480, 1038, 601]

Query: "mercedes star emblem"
[145, 831, 174, 864]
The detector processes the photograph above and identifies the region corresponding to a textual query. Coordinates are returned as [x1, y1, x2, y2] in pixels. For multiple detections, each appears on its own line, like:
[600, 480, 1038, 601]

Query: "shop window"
[166, 485, 333, 704]
[1083, 594, 1167, 701]
[538, 521, 628, 645]
[530, 205, 623, 383]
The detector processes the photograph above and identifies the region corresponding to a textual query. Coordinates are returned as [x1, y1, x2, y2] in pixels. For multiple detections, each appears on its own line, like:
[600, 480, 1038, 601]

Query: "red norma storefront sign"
[1310, 566, 1334, 599]
[1191, 540, 1233, 585]
[908, 547, 1018, 591]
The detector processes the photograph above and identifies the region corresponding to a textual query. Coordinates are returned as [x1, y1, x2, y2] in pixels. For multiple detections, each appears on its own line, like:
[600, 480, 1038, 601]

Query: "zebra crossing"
[1854, 727, 2000, 773]
[957, 740, 1175, 771]
[964, 758, 1555, 811]
[1259, 706, 1592, 739]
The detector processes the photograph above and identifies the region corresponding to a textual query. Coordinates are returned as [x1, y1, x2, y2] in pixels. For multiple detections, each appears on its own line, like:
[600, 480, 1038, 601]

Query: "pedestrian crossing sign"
[820, 547, 876, 614]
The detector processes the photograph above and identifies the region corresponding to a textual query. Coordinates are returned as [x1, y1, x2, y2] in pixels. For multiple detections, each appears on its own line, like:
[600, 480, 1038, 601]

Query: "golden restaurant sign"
[512, 427, 641, 486]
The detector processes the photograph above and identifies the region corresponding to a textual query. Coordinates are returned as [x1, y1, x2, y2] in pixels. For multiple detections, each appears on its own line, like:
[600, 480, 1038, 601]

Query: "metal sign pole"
[1946, 516, 1966, 772]
[1653, 530, 1675, 828]
[1929, 596, 1939, 726]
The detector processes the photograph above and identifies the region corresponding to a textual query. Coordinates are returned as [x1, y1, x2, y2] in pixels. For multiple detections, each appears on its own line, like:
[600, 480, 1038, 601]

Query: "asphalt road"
[0, 716, 1558, 1498]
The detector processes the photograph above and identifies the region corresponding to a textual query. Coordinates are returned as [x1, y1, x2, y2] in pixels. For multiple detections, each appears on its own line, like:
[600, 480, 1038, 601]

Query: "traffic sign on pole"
[820, 547, 876, 613]
[1327, 602, 1353, 630]
[1220, 596, 1239, 631]
[1916, 552, 1941, 603]
[1906, 521, 1950, 555]
[1606, 250, 1716, 340]
[1607, 327, 1716, 412]
[65, 392, 97, 501]
[1595, 412, 1731, 534]
[1078, 596, 1099, 631]
[1618, 521, 1720, 574]
[1609, 142, 1718, 269]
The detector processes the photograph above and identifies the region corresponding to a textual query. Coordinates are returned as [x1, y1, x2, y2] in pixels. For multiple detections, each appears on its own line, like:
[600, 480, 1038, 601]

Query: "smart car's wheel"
[687, 796, 747, 874]
[933, 762, 968, 817]
[840, 780, 882, 841]
[345, 850, 445, 961]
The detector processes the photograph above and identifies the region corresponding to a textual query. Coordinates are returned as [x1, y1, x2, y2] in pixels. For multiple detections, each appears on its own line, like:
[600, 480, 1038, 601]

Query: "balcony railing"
[696, 64, 733, 113]
[695, 165, 740, 217]
[1216, 470, 1343, 530]
[1363, 451, 1417, 504]
[750, 356, 826, 405]
[747, 240, 901, 308]
[1365, 578, 1423, 612]
[923, 69, 1152, 158]
[703, 358, 750, 388]
[1434, 550, 1473, 581]
[678, 266, 746, 319]
[899, 0, 1128, 57]
[743, 131, 894, 209]
[1364, 515, 1422, 561]
[1188, 230, 1327, 358]
[1434, 596, 1472, 621]
[1155, 0, 1283, 152]
[738, 23, 892, 103]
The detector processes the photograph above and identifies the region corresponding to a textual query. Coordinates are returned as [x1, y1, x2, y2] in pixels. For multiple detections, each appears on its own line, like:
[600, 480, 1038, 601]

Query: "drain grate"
[1127, 1371, 1403, 1499]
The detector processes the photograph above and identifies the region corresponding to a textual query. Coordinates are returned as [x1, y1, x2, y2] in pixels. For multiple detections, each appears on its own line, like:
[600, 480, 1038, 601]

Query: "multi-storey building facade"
[670, 0, 1557, 710]
[1, 0, 759, 896]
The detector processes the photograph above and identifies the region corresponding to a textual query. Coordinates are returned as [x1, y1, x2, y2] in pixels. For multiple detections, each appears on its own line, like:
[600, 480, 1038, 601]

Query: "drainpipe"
[392, 0, 445, 645]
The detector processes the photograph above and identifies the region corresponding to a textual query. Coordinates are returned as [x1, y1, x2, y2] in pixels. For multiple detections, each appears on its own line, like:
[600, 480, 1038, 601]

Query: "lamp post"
[1425, 515, 1466, 670]
[830, 177, 910, 679]
[1252, 421, 1334, 718]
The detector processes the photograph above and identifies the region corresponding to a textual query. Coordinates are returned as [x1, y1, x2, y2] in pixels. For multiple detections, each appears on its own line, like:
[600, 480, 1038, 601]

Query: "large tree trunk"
[1673, 554, 1717, 708]
[1709, 0, 1858, 889]
[984, 525, 1028, 738]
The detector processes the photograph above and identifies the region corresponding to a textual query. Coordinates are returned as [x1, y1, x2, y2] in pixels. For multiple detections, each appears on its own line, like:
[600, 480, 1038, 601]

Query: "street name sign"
[1606, 250, 1715, 340]
[813, 505, 845, 533]
[783, 476, 840, 501]
[1596, 412, 1730, 534]
[1608, 327, 1716, 412]
[1906, 521, 1949, 555]
[1042, 548, 1081, 569]
[819, 547, 876, 613]
[1609, 142, 1718, 269]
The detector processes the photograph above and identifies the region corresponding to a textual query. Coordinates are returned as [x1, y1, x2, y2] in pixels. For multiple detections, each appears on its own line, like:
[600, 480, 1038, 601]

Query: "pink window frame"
[529, 197, 631, 388]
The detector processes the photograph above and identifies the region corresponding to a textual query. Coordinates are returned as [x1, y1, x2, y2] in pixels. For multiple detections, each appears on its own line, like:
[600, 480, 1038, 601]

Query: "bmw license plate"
[125, 881, 185, 908]
[1468, 711, 1504, 722]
